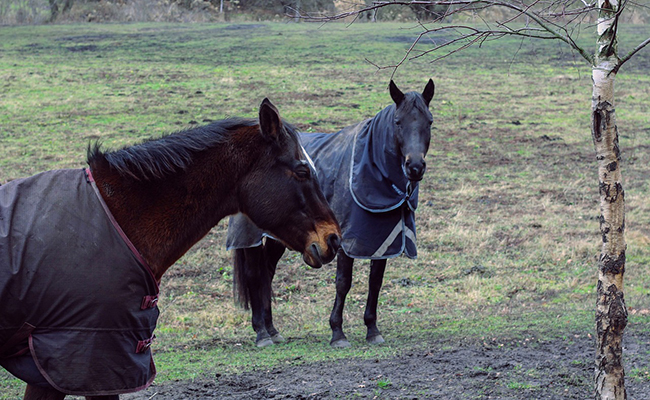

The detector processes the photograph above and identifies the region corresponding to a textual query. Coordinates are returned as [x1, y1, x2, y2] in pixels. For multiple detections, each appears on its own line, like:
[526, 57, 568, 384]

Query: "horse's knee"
[335, 274, 352, 293]
[334, 255, 354, 292]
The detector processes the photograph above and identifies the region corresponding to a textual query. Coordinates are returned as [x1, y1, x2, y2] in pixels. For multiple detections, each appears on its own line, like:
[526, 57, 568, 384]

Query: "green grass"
[1, 21, 650, 398]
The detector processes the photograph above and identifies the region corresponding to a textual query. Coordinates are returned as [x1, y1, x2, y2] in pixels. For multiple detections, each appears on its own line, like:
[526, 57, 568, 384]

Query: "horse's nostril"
[310, 243, 320, 257]
[327, 233, 341, 252]
[306, 243, 324, 269]
[405, 158, 426, 179]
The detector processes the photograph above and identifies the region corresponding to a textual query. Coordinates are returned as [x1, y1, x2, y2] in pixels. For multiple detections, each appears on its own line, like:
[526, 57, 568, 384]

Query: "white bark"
[593, 1, 627, 399]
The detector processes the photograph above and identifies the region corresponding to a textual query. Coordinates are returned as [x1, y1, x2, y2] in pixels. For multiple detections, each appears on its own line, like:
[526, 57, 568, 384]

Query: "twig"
[614, 36, 650, 74]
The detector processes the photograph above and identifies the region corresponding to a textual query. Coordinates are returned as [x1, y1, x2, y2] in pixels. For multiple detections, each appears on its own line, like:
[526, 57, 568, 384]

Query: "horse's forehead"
[282, 130, 305, 160]
[398, 93, 431, 119]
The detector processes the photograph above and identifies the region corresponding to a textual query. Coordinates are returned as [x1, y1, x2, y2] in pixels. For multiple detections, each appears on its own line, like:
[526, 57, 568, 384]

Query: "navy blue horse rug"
[227, 104, 418, 259]
[0, 169, 158, 396]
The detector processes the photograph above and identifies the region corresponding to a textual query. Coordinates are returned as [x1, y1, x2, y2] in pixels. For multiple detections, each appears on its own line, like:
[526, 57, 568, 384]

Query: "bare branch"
[615, 36, 650, 72]
[296, 0, 648, 73]
[364, 1, 596, 64]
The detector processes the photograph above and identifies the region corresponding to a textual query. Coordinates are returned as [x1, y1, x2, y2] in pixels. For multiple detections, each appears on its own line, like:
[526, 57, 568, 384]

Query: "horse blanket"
[0, 168, 159, 396]
[227, 105, 419, 259]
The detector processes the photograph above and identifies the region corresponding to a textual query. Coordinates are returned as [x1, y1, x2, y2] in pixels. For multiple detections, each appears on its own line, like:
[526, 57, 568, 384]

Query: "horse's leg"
[235, 246, 273, 346]
[249, 245, 275, 347]
[236, 239, 287, 347]
[261, 239, 286, 344]
[23, 384, 66, 400]
[329, 252, 354, 348]
[364, 259, 387, 344]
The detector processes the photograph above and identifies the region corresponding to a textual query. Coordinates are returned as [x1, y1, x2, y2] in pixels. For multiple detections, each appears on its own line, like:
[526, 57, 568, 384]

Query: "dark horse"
[227, 80, 434, 347]
[0, 99, 341, 400]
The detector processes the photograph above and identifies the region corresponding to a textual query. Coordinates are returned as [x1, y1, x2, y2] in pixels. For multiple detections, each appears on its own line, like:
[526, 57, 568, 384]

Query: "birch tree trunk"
[592, 1, 627, 399]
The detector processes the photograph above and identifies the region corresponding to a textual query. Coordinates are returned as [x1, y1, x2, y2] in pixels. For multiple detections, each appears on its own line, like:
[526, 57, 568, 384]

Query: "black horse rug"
[0, 168, 159, 396]
[227, 104, 418, 259]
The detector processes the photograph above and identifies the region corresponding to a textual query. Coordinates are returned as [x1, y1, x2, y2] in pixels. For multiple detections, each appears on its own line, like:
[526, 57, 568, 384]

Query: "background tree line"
[1, 0, 336, 24]
[4, 0, 649, 25]
[3, 0, 484, 24]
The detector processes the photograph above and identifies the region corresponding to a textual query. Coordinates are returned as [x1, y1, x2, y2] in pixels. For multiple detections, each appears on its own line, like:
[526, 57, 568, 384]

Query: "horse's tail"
[232, 248, 252, 309]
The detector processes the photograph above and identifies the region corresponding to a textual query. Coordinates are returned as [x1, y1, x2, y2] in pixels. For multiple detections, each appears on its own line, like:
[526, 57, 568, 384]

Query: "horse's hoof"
[270, 333, 286, 344]
[330, 338, 351, 348]
[256, 337, 274, 347]
[367, 334, 385, 345]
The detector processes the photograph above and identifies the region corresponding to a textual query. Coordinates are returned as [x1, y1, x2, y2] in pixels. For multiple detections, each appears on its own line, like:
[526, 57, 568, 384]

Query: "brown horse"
[0, 99, 341, 400]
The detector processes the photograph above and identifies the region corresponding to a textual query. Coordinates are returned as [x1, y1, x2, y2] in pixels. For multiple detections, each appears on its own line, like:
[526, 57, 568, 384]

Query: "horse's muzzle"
[303, 233, 340, 268]
[404, 158, 426, 182]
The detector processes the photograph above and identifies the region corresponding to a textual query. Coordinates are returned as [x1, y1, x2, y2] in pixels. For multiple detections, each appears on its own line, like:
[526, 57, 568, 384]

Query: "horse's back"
[0, 169, 158, 395]
[0, 169, 94, 329]
[299, 120, 366, 203]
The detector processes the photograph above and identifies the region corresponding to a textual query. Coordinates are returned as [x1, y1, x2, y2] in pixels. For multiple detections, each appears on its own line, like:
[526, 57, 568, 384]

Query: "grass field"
[1, 21, 650, 398]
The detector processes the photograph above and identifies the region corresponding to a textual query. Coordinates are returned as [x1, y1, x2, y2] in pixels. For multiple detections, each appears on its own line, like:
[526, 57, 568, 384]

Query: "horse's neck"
[367, 106, 399, 158]
[92, 146, 246, 280]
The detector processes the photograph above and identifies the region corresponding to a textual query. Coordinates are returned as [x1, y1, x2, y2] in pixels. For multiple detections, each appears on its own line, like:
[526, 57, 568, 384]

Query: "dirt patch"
[224, 24, 267, 30]
[385, 34, 454, 45]
[64, 44, 99, 52]
[124, 328, 650, 399]
[55, 34, 117, 42]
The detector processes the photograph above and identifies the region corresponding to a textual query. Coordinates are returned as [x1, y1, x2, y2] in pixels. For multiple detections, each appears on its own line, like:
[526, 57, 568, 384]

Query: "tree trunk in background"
[49, 0, 60, 21]
[592, 1, 627, 399]
[49, 0, 73, 22]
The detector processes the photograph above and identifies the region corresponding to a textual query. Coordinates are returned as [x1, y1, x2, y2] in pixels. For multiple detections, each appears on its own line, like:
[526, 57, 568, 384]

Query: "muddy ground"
[124, 327, 650, 399]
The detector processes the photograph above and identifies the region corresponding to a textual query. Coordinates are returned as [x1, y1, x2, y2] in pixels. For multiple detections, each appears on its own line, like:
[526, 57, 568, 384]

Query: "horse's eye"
[294, 163, 311, 180]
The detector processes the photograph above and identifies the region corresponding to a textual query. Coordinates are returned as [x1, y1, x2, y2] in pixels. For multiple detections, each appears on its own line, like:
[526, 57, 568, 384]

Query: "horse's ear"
[422, 79, 435, 106]
[258, 98, 282, 142]
[389, 80, 405, 106]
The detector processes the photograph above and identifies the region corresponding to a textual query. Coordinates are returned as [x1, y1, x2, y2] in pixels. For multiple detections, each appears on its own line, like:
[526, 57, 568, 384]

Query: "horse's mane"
[87, 118, 258, 181]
